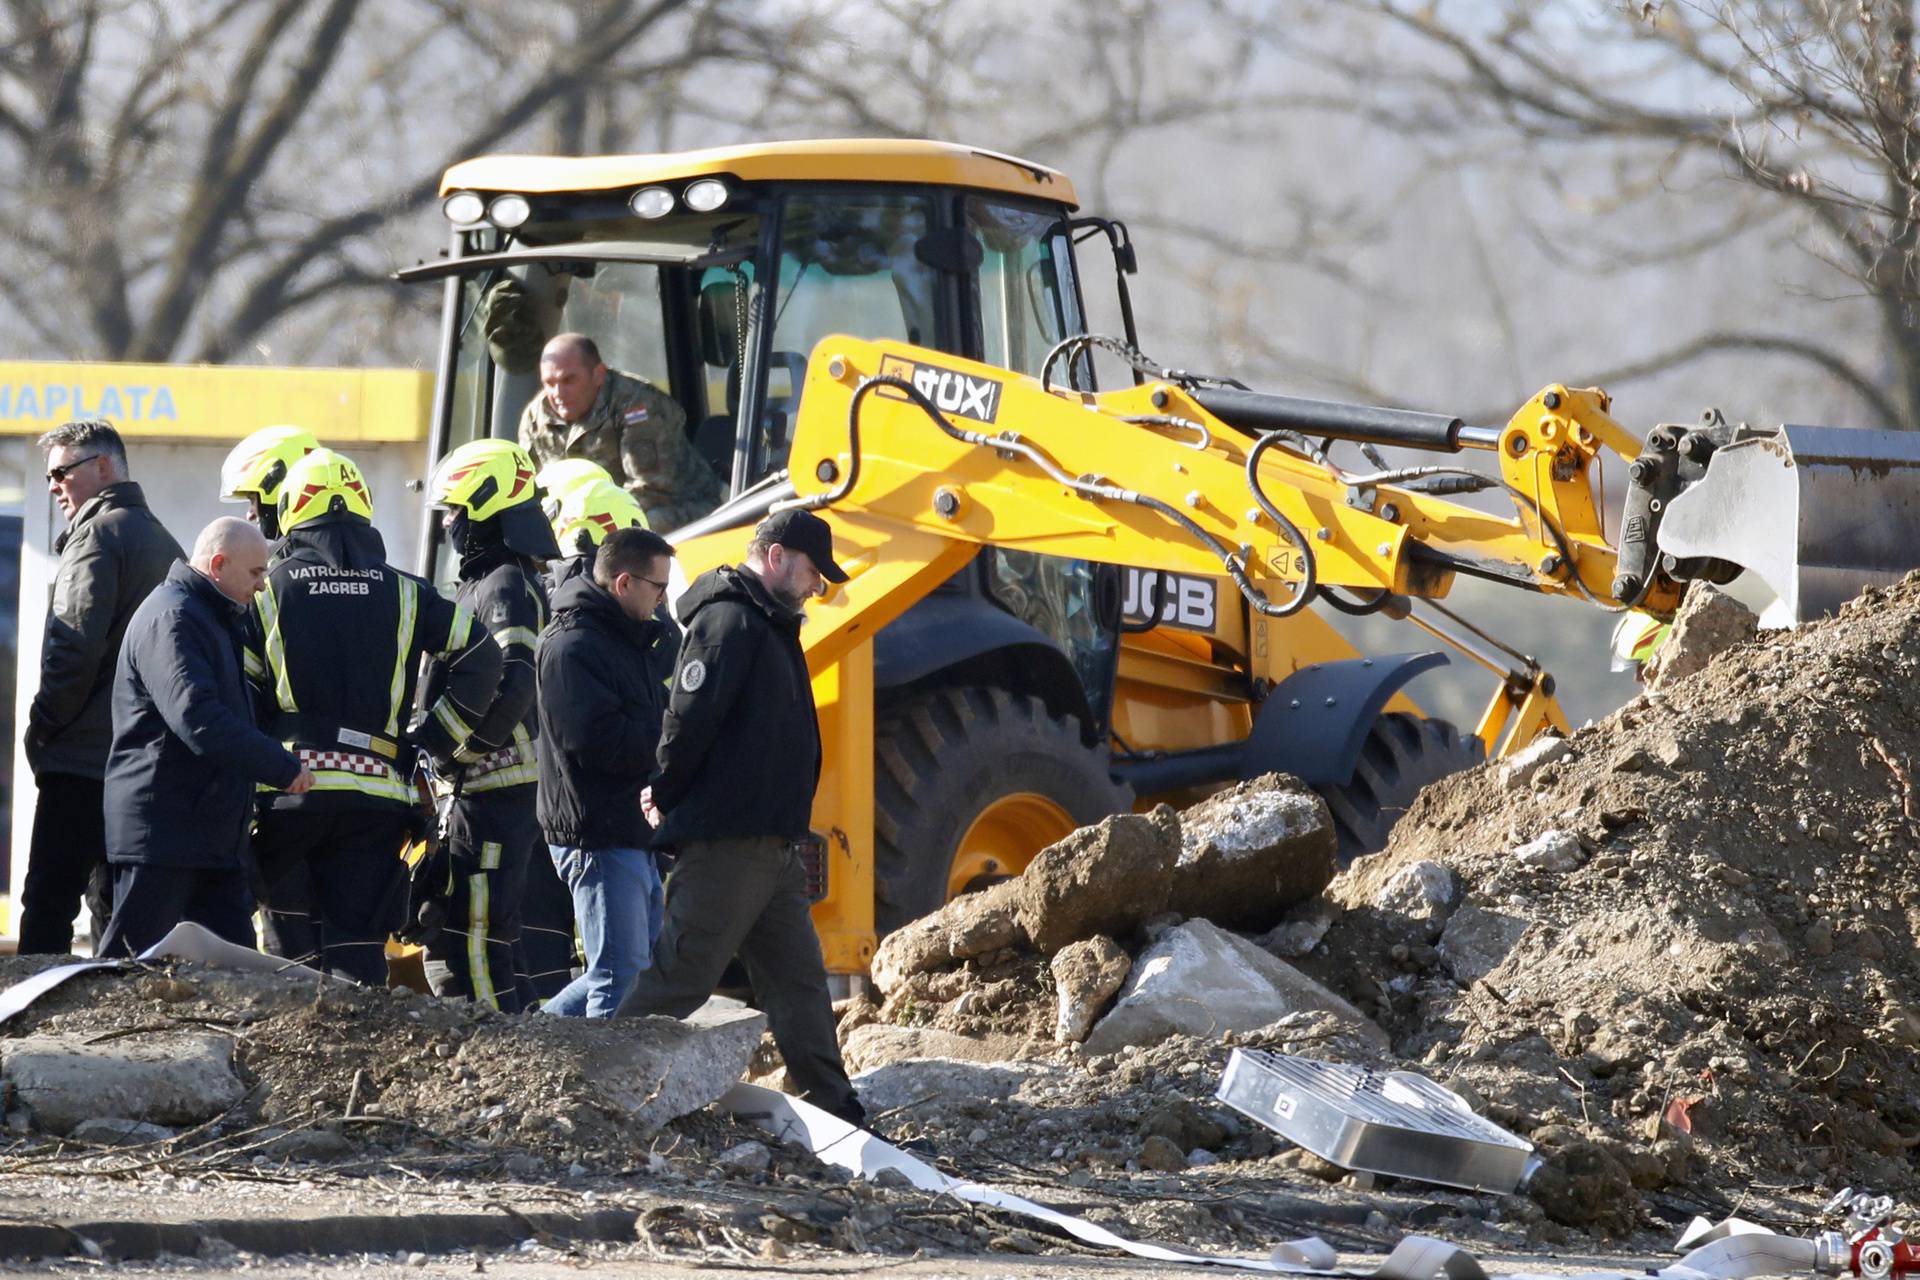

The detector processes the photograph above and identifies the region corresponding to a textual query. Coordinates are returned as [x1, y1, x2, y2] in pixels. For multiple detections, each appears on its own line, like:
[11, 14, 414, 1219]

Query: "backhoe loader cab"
[409, 140, 1487, 972]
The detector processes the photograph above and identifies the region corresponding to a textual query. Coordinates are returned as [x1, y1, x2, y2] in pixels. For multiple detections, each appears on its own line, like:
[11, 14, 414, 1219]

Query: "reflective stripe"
[432, 696, 476, 745]
[468, 872, 499, 1009]
[243, 647, 266, 681]
[302, 770, 415, 803]
[463, 760, 538, 793]
[257, 584, 297, 712]
[386, 576, 419, 736]
[491, 625, 539, 652]
[480, 840, 502, 871]
[448, 603, 475, 648]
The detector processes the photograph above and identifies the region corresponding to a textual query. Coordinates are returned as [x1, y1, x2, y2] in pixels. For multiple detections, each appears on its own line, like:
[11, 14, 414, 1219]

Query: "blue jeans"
[541, 844, 663, 1018]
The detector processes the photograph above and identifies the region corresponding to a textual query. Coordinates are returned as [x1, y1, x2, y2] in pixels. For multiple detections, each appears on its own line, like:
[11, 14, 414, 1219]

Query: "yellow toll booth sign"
[0, 362, 431, 441]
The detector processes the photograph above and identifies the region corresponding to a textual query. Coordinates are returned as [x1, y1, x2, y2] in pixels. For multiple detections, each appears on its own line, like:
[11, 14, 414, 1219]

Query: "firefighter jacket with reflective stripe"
[244, 519, 502, 811]
[424, 554, 548, 794]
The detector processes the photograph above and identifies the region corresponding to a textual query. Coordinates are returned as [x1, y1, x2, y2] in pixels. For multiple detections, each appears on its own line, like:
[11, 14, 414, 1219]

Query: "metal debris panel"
[1215, 1048, 1535, 1192]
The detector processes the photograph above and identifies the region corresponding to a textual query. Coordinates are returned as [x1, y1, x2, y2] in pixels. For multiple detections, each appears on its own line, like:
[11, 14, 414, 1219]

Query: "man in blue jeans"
[534, 526, 676, 1016]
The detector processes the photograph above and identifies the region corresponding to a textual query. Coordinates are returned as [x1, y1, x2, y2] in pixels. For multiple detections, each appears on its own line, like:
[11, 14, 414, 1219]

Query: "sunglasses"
[46, 454, 102, 484]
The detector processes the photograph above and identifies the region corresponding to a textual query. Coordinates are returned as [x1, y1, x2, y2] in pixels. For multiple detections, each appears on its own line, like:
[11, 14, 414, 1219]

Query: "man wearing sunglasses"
[20, 420, 182, 954]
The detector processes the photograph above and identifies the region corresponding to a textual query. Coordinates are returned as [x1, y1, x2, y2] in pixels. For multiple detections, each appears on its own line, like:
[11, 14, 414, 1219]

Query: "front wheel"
[1314, 712, 1485, 864]
[873, 688, 1133, 936]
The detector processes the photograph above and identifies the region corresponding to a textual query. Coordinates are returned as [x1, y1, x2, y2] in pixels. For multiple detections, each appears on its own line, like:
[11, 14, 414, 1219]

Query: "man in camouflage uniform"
[517, 333, 725, 533]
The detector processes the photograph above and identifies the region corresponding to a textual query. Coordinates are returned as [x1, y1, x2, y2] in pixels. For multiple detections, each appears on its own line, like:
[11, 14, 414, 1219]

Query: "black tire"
[873, 688, 1133, 936]
[1315, 712, 1485, 865]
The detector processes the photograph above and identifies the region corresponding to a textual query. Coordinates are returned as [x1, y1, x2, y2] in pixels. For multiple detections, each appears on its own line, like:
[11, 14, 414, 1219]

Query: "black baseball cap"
[756, 508, 848, 583]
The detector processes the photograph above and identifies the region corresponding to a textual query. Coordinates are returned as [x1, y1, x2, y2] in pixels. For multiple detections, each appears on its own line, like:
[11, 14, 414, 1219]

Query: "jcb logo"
[878, 355, 1001, 424]
[1122, 569, 1217, 631]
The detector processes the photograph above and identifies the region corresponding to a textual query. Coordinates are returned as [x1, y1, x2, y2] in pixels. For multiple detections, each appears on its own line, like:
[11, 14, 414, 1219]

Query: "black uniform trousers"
[423, 786, 535, 1013]
[614, 836, 865, 1125]
[250, 827, 320, 966]
[252, 808, 410, 986]
[17, 772, 113, 954]
[96, 864, 254, 960]
[518, 837, 579, 1005]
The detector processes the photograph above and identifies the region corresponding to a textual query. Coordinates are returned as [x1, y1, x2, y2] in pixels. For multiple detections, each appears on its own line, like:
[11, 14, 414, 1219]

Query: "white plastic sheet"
[723, 1083, 1827, 1280]
[0, 921, 339, 1028]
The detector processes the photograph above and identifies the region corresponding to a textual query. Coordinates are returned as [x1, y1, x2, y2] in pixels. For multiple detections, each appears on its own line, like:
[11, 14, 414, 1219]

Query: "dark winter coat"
[535, 572, 671, 849]
[650, 566, 821, 848]
[105, 562, 302, 868]
[28, 483, 183, 779]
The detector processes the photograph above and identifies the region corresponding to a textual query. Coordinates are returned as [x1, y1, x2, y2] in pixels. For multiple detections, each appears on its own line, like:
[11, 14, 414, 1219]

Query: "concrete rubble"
[1646, 583, 1758, 691]
[1, 1031, 244, 1134]
[1083, 919, 1388, 1055]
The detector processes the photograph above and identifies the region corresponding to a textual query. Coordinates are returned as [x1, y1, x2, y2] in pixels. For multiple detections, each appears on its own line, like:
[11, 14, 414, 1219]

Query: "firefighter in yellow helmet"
[549, 476, 647, 582]
[220, 425, 319, 540]
[417, 439, 559, 1010]
[536, 457, 615, 509]
[242, 448, 503, 985]
[1610, 610, 1672, 683]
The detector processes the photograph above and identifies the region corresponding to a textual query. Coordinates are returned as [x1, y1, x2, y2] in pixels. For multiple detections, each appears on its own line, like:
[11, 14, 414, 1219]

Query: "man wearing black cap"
[616, 508, 866, 1127]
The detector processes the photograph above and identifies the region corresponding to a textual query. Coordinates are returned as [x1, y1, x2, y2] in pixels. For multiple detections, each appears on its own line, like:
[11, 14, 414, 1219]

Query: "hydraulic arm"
[766, 335, 1680, 756]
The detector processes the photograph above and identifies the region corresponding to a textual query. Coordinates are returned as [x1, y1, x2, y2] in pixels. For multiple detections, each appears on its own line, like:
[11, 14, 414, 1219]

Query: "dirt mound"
[0, 959, 759, 1178]
[841, 579, 1920, 1243]
[1295, 575, 1920, 1215]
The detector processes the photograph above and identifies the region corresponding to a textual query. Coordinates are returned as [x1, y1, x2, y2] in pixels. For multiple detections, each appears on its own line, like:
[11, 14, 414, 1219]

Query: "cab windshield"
[750, 188, 1084, 484]
[427, 188, 1086, 574]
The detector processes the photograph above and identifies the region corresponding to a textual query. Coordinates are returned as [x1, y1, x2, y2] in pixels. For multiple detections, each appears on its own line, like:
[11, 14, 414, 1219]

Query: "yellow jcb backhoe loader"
[401, 139, 1920, 973]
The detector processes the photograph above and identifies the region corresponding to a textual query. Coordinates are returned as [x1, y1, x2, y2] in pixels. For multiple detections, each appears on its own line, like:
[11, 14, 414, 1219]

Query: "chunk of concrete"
[1084, 919, 1388, 1055]
[1050, 935, 1131, 1043]
[1016, 811, 1179, 955]
[1647, 584, 1757, 692]
[1373, 860, 1458, 939]
[870, 880, 1023, 994]
[841, 1023, 1037, 1074]
[1259, 900, 1336, 959]
[1513, 829, 1585, 873]
[1437, 905, 1530, 984]
[71, 1117, 176, 1146]
[1169, 775, 1336, 928]
[1, 1033, 245, 1134]
[1499, 736, 1571, 792]
[591, 999, 767, 1133]
[853, 1058, 1055, 1114]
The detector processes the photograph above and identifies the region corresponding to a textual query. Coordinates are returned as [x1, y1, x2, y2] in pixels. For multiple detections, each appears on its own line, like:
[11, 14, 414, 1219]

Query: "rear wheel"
[873, 688, 1133, 935]
[1315, 712, 1485, 864]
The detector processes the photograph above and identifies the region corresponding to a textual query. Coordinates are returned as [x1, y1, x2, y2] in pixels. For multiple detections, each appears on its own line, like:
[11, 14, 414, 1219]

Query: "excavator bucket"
[1658, 424, 1920, 623]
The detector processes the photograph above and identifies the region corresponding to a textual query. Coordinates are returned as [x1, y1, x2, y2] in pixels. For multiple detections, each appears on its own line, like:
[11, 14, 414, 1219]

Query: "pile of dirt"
[0, 959, 769, 1179]
[1293, 575, 1920, 1224]
[844, 577, 1920, 1242]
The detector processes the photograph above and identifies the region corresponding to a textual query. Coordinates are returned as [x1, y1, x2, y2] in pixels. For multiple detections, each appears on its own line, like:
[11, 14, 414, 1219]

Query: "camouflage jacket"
[518, 369, 726, 532]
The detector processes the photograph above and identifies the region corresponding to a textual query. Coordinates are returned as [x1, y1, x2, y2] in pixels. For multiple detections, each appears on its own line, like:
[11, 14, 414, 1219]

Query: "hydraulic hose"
[809, 373, 1313, 619]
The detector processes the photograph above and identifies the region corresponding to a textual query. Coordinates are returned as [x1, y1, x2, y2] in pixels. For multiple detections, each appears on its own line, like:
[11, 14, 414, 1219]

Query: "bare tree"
[1271, 0, 1920, 427]
[0, 0, 765, 365]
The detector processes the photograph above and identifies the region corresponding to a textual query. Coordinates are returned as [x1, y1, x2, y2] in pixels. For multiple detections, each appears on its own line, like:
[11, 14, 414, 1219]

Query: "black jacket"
[105, 562, 302, 868]
[536, 571, 670, 849]
[28, 482, 183, 780]
[244, 518, 502, 812]
[652, 566, 821, 847]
